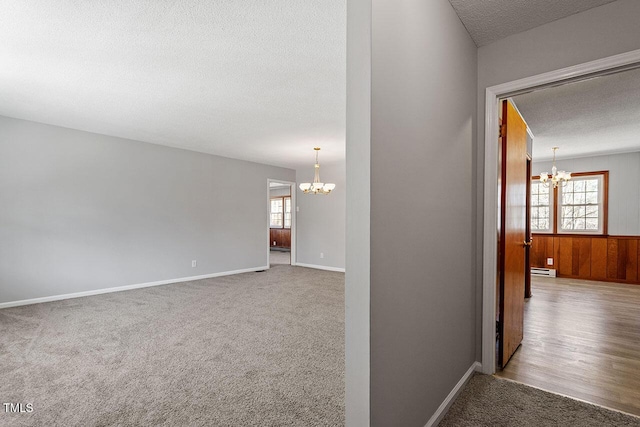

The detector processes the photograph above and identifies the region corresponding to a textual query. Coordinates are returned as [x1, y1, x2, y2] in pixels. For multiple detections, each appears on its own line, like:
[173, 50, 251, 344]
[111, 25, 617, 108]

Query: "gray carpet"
[440, 374, 640, 426]
[0, 265, 344, 426]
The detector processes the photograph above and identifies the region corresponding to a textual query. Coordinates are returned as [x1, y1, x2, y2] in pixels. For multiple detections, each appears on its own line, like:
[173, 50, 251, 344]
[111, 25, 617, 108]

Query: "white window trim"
[557, 174, 604, 235]
[530, 180, 554, 234]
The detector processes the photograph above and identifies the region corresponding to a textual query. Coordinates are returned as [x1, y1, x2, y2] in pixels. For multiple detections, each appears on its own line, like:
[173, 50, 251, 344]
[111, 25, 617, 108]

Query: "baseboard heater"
[531, 268, 557, 277]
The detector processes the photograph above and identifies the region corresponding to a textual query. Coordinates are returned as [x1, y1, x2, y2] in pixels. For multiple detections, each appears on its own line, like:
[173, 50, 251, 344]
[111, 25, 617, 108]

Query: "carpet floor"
[0, 265, 344, 426]
[440, 374, 640, 426]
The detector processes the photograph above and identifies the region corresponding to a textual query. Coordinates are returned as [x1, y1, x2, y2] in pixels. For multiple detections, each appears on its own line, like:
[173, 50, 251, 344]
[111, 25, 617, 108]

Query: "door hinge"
[499, 124, 506, 138]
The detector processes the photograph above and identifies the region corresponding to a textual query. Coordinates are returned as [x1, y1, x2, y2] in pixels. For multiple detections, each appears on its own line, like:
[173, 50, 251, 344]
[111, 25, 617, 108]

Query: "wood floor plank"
[496, 276, 640, 416]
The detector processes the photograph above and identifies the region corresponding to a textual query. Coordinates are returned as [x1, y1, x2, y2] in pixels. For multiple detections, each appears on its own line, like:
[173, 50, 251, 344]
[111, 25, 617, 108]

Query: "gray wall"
[475, 0, 640, 361]
[0, 116, 295, 304]
[346, 0, 372, 423]
[295, 161, 345, 270]
[368, 0, 477, 425]
[533, 152, 640, 235]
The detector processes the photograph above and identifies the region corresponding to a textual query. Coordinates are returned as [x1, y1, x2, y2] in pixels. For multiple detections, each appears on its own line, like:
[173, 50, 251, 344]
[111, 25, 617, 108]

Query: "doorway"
[482, 49, 640, 374]
[267, 179, 296, 268]
[483, 50, 640, 415]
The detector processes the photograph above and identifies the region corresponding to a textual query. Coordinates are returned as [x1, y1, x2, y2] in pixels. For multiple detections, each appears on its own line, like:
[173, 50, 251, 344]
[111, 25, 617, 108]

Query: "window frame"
[531, 170, 608, 235]
[529, 177, 554, 234]
[270, 196, 292, 229]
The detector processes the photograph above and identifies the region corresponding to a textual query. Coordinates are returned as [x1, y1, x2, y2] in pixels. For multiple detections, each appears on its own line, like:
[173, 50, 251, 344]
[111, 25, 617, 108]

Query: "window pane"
[585, 205, 598, 217]
[270, 198, 284, 227]
[586, 180, 598, 191]
[586, 192, 597, 204]
[562, 192, 573, 204]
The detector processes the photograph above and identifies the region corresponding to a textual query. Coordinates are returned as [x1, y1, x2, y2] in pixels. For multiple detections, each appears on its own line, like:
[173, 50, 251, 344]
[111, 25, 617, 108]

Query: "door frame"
[267, 179, 297, 267]
[481, 48, 640, 374]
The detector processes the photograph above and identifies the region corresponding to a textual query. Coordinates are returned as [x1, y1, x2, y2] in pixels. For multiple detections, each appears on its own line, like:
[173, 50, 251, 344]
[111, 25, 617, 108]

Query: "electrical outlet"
[192, 260, 197, 268]
[296, 206, 299, 212]
[320, 252, 324, 259]
[547, 258, 553, 266]
[273, 241, 276, 246]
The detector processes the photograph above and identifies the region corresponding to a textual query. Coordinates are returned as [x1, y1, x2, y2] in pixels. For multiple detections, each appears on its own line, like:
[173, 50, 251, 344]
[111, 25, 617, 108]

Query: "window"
[530, 181, 553, 232]
[270, 196, 291, 229]
[558, 175, 604, 233]
[531, 171, 608, 234]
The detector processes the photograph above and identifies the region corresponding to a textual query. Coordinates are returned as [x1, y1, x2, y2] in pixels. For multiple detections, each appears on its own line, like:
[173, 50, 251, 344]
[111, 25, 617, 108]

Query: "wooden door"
[499, 100, 528, 368]
[525, 157, 532, 298]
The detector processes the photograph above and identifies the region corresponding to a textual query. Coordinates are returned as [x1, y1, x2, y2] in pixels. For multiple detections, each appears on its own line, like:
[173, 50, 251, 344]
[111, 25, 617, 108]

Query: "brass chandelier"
[299, 147, 336, 195]
[540, 147, 571, 188]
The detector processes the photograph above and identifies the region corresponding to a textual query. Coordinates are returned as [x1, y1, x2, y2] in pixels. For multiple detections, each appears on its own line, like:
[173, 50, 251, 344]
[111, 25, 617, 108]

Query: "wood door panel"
[499, 100, 527, 368]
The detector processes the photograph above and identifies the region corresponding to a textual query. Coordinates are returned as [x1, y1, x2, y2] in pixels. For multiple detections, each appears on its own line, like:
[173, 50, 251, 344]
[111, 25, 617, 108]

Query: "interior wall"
[0, 116, 295, 305]
[533, 151, 640, 235]
[369, 0, 477, 425]
[345, 0, 372, 423]
[475, 0, 640, 361]
[295, 161, 346, 270]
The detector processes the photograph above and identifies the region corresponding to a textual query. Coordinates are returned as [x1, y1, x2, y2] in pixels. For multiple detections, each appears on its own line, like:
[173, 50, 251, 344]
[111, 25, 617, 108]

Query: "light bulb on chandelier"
[539, 147, 571, 189]
[299, 147, 336, 195]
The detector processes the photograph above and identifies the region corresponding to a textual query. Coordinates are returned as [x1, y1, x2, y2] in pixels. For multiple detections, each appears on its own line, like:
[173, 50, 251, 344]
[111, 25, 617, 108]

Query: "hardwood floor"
[496, 276, 640, 416]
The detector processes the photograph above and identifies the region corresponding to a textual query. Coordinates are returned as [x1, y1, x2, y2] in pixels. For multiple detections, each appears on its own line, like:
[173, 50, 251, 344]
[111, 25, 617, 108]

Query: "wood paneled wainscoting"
[531, 234, 640, 284]
[270, 228, 291, 249]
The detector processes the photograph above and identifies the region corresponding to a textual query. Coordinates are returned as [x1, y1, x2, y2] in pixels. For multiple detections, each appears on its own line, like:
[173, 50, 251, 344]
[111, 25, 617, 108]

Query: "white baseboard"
[424, 361, 482, 427]
[0, 266, 269, 310]
[295, 262, 345, 273]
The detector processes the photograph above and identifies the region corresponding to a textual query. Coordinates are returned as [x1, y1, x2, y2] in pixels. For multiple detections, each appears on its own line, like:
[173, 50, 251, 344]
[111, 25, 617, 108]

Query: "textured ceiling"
[448, 0, 618, 46]
[513, 66, 640, 161]
[0, 1, 346, 169]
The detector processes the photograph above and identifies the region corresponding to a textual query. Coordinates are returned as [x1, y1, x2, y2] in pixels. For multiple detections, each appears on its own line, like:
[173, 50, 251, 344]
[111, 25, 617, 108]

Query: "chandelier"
[299, 147, 336, 195]
[540, 147, 571, 188]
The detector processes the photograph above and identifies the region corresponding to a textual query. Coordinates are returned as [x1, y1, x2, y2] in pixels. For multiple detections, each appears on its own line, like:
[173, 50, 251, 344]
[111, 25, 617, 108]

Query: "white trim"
[0, 266, 268, 310]
[295, 262, 346, 273]
[267, 179, 297, 267]
[482, 48, 640, 375]
[424, 361, 482, 427]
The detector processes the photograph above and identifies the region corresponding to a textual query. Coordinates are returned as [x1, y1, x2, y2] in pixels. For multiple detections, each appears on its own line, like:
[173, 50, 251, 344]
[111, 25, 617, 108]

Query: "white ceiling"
[3, 1, 633, 170]
[0, 1, 346, 170]
[513, 66, 640, 161]
[448, 0, 618, 46]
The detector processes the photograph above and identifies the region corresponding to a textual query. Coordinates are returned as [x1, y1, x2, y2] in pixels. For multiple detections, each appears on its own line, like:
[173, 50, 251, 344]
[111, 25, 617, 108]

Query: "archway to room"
[484, 51, 640, 416]
[267, 179, 296, 268]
